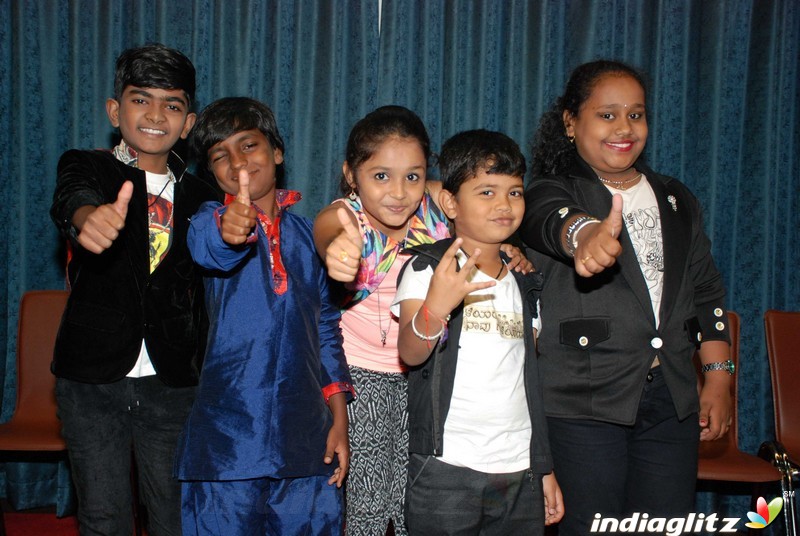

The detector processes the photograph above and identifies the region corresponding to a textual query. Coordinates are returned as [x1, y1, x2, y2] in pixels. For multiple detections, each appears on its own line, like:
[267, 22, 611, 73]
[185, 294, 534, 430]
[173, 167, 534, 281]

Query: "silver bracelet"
[565, 216, 600, 255]
[411, 309, 445, 341]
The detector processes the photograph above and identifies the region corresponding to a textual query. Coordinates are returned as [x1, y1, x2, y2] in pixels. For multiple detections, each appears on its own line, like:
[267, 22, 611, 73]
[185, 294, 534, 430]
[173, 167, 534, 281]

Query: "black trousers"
[546, 366, 699, 536]
[405, 454, 545, 535]
[56, 376, 195, 536]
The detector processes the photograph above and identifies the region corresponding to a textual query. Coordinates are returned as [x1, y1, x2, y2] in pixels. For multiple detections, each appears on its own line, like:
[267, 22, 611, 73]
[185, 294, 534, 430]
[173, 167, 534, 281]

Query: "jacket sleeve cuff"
[696, 301, 731, 343]
[322, 382, 356, 403]
[546, 205, 590, 259]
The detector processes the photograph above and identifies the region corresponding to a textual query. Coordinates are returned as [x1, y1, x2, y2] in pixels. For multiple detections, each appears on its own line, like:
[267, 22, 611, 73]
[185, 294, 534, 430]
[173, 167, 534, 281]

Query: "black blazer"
[50, 149, 220, 386]
[520, 156, 729, 425]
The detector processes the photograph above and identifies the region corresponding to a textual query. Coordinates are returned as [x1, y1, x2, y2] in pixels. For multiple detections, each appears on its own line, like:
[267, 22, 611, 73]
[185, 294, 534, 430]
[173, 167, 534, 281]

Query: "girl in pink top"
[314, 106, 529, 535]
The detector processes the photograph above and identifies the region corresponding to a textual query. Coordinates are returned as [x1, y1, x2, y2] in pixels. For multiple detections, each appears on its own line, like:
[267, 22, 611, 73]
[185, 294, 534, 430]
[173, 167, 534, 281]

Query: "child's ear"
[273, 147, 284, 165]
[180, 112, 197, 140]
[438, 188, 458, 220]
[342, 162, 357, 191]
[106, 98, 121, 128]
[562, 110, 575, 139]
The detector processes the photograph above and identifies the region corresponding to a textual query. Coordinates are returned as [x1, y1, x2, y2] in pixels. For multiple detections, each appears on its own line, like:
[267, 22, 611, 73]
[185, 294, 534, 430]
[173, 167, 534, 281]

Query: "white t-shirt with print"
[605, 176, 664, 326]
[392, 250, 537, 473]
[127, 171, 174, 378]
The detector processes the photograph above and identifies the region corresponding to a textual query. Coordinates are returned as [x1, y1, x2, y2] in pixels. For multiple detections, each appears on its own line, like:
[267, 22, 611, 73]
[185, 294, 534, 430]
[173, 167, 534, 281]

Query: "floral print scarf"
[341, 190, 449, 308]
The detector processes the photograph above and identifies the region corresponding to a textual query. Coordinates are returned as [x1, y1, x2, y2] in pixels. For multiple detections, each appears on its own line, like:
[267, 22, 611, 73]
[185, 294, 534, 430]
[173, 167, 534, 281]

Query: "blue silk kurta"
[175, 199, 351, 481]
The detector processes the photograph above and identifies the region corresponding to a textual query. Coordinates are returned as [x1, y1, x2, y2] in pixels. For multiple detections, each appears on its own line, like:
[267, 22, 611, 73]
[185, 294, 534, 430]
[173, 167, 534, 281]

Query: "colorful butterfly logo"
[745, 496, 783, 528]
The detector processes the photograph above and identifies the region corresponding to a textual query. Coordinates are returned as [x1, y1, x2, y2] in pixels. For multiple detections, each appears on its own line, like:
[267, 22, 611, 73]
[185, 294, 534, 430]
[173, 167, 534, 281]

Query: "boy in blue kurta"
[174, 97, 354, 535]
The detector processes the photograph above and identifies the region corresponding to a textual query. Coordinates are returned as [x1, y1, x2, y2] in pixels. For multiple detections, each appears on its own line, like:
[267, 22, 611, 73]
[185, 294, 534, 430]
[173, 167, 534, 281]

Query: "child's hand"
[573, 194, 623, 277]
[424, 238, 497, 321]
[324, 207, 364, 282]
[74, 181, 133, 254]
[542, 472, 564, 525]
[324, 418, 349, 488]
[500, 243, 535, 274]
[220, 169, 256, 245]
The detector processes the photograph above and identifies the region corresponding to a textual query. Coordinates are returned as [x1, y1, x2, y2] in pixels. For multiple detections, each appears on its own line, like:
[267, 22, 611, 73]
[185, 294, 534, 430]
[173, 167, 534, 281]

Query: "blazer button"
[650, 337, 663, 349]
[715, 321, 725, 331]
[714, 308, 724, 317]
[578, 336, 589, 347]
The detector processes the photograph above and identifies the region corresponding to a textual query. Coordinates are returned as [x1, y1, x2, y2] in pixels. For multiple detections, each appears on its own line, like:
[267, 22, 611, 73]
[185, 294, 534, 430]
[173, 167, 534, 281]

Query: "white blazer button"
[714, 308, 723, 317]
[579, 336, 589, 347]
[651, 337, 663, 349]
[715, 321, 725, 331]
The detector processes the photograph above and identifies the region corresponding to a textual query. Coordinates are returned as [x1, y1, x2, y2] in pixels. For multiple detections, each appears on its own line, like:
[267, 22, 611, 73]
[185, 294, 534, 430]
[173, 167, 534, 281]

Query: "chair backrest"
[14, 290, 68, 423]
[763, 310, 800, 456]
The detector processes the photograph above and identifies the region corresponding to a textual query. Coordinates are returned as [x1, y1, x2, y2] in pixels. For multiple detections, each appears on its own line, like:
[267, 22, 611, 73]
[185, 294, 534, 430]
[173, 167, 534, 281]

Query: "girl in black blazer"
[520, 60, 734, 535]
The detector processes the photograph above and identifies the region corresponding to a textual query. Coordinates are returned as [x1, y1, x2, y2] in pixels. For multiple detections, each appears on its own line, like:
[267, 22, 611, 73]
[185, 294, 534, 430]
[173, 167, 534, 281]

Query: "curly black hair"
[530, 60, 646, 177]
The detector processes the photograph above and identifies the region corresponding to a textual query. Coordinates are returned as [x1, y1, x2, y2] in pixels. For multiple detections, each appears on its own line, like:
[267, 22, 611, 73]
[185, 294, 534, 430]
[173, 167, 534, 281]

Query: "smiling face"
[345, 135, 428, 241]
[106, 86, 195, 173]
[441, 169, 525, 253]
[208, 129, 284, 214]
[564, 73, 648, 181]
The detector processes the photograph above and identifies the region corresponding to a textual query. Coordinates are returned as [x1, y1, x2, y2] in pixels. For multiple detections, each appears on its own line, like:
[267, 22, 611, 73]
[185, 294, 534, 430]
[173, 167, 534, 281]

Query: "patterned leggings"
[345, 366, 409, 536]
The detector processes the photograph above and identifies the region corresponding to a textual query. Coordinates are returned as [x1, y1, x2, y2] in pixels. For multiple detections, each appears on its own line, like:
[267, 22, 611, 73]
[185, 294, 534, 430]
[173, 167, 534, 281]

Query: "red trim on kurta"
[221, 191, 302, 295]
[322, 382, 356, 403]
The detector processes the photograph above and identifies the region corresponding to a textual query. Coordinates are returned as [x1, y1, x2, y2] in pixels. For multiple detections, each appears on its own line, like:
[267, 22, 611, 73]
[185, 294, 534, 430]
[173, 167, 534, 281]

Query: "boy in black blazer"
[50, 43, 218, 536]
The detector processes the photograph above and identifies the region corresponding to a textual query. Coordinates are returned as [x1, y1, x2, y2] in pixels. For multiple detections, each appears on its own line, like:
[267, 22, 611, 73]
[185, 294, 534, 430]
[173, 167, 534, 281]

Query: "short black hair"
[439, 129, 526, 194]
[341, 105, 431, 195]
[114, 43, 196, 106]
[191, 97, 285, 167]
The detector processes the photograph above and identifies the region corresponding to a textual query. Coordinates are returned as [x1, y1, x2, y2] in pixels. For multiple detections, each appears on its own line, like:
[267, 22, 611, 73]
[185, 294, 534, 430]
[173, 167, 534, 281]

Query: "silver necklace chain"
[597, 171, 642, 189]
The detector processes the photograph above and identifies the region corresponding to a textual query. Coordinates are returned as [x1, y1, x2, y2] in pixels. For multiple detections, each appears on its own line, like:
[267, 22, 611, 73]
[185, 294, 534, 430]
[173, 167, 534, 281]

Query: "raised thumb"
[236, 168, 251, 206]
[606, 194, 624, 239]
[113, 181, 134, 218]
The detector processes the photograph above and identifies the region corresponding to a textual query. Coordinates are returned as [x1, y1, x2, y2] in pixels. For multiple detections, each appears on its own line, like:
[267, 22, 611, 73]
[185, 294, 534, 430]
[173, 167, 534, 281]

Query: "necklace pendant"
[380, 329, 388, 347]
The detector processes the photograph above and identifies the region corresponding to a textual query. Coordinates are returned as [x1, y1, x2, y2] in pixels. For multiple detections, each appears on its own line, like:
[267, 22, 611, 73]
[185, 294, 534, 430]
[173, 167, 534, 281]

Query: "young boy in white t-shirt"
[392, 129, 563, 535]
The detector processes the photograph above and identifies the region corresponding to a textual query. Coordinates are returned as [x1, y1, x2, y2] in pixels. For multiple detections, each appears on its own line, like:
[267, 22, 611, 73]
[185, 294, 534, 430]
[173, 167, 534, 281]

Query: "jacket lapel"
[568, 162, 656, 326]
[648, 176, 690, 329]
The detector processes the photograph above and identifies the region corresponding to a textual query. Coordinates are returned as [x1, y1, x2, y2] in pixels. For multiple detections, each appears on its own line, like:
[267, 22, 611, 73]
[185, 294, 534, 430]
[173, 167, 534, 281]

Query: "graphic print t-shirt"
[393, 251, 538, 473]
[127, 171, 174, 378]
[606, 177, 664, 326]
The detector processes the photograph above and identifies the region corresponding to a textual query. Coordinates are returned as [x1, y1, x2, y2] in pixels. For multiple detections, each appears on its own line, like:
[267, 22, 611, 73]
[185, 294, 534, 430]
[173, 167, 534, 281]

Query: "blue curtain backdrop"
[1, 0, 798, 523]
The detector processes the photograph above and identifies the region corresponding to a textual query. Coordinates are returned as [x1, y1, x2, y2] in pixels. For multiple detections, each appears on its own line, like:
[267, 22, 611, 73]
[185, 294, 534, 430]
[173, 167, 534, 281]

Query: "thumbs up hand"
[235, 167, 251, 206]
[573, 194, 624, 277]
[221, 169, 257, 246]
[323, 207, 365, 282]
[74, 181, 134, 254]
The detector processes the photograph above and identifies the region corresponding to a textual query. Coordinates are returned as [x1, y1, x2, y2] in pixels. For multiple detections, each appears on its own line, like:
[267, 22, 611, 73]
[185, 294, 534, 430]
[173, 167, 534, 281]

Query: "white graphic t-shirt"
[127, 171, 174, 378]
[393, 251, 538, 473]
[606, 177, 664, 326]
